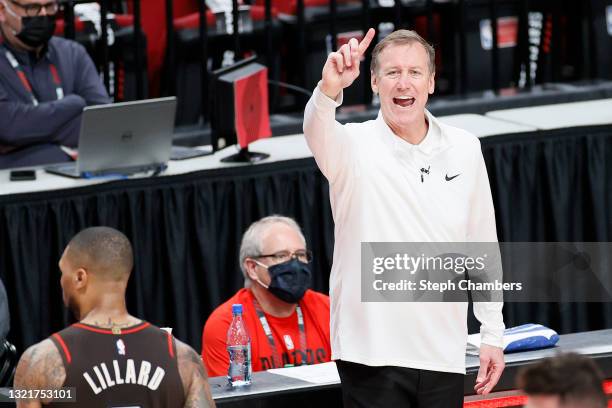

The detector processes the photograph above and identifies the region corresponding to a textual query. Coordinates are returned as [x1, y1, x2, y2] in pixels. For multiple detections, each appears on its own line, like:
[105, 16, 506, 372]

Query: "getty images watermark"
[361, 243, 612, 302]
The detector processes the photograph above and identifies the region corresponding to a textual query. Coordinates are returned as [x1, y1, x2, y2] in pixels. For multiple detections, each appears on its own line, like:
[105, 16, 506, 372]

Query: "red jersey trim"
[166, 331, 175, 358]
[52, 333, 72, 364]
[72, 322, 151, 335]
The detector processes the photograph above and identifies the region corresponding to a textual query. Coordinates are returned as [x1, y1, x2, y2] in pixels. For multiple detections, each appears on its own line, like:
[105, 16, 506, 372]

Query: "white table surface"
[439, 113, 536, 137]
[486, 98, 612, 130]
[0, 134, 312, 196]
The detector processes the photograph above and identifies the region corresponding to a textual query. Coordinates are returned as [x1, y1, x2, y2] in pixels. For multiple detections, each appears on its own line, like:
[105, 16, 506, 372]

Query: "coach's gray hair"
[370, 29, 435, 75]
[239, 215, 306, 287]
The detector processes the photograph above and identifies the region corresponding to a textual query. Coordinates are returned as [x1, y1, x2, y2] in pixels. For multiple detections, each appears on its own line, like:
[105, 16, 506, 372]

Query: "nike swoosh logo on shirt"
[445, 174, 460, 181]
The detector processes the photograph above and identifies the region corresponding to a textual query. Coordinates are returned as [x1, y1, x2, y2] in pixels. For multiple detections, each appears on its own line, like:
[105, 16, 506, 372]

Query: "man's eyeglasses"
[257, 250, 313, 264]
[8, 0, 59, 17]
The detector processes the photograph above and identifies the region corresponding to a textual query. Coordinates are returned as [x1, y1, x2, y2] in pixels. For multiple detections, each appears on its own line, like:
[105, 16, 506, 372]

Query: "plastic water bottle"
[227, 304, 252, 386]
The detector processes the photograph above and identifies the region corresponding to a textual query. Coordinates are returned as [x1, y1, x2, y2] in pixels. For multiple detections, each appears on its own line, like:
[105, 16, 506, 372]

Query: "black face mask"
[16, 15, 56, 48]
[266, 259, 312, 304]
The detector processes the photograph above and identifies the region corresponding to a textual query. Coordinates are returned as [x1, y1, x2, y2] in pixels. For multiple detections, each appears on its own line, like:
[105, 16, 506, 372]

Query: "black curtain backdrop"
[1, 125, 611, 355]
[481, 125, 612, 336]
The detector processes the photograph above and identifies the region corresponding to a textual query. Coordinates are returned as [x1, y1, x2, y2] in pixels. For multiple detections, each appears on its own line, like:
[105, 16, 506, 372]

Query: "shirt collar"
[375, 109, 450, 156]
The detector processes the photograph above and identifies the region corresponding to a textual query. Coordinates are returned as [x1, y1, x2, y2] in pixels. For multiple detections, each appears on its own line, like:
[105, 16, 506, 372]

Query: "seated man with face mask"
[0, 0, 110, 169]
[202, 215, 331, 376]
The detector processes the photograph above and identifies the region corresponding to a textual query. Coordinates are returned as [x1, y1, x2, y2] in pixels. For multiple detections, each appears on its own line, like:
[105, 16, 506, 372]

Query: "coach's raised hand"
[319, 28, 376, 100]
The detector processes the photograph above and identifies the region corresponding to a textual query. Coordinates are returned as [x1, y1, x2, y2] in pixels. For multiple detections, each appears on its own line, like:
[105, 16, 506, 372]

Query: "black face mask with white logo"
[258, 258, 312, 304]
[16, 15, 56, 48]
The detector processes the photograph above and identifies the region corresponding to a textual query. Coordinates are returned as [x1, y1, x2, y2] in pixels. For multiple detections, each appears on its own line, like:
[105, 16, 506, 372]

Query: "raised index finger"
[357, 28, 376, 56]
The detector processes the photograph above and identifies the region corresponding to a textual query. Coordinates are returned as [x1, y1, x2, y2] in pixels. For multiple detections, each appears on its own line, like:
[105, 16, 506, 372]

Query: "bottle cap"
[232, 304, 243, 314]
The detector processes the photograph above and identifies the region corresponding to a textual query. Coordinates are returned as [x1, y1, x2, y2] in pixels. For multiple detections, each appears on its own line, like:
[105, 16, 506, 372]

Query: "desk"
[486, 98, 612, 130]
[207, 329, 612, 407]
[0, 135, 313, 196]
[438, 114, 536, 137]
[1, 114, 611, 358]
[0, 113, 535, 195]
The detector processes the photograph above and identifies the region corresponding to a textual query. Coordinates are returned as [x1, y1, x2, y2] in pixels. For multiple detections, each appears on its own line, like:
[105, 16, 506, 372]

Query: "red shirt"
[202, 288, 331, 377]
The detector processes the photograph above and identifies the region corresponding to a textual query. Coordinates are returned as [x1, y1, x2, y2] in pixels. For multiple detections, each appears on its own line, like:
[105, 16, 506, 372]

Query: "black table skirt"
[1, 125, 611, 354]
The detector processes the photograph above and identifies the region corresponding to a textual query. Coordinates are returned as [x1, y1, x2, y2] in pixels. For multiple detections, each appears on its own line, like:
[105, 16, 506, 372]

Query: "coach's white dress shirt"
[303, 85, 505, 374]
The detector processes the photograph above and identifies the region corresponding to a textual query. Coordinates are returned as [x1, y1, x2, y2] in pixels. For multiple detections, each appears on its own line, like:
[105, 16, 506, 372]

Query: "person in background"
[14, 227, 215, 407]
[517, 353, 607, 408]
[0, 0, 110, 169]
[303, 28, 505, 407]
[202, 215, 331, 376]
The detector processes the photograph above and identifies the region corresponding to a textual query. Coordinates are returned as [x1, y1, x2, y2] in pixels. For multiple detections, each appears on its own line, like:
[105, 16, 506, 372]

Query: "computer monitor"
[210, 56, 272, 163]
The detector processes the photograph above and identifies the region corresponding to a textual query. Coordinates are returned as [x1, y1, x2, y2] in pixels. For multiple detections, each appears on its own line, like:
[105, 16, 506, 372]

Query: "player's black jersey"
[48, 321, 185, 408]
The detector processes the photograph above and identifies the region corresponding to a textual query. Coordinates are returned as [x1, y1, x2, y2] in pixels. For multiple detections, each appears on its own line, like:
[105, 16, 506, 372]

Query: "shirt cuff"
[314, 81, 343, 108]
[480, 329, 504, 349]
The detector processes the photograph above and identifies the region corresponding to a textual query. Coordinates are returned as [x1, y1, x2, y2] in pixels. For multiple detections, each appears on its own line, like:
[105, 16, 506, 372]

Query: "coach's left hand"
[474, 344, 505, 395]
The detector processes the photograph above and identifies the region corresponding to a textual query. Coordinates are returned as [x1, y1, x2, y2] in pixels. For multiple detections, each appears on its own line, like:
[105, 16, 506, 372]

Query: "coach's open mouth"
[393, 96, 415, 108]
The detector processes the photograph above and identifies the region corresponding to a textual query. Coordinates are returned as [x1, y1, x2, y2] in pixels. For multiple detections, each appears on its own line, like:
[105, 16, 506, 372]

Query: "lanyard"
[4, 48, 64, 106]
[252, 299, 308, 368]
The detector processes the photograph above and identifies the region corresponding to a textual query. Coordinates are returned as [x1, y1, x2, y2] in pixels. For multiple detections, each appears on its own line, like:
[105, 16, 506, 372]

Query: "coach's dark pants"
[336, 360, 464, 408]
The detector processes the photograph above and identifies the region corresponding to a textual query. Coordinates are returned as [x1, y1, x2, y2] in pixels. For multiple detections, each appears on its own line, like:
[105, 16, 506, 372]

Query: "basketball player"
[13, 226, 215, 407]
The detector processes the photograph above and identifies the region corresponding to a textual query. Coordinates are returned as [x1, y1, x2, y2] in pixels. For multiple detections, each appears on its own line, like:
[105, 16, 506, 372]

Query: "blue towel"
[467, 323, 559, 354]
[504, 324, 559, 353]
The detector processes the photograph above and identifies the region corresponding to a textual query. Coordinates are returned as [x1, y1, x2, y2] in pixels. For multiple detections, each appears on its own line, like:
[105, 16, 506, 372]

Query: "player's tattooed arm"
[176, 339, 216, 408]
[14, 339, 66, 407]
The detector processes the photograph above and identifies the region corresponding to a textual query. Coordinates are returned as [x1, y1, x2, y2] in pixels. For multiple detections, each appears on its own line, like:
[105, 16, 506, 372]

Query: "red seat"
[54, 14, 134, 35]
[54, 18, 87, 35]
[173, 5, 279, 31]
[125, 0, 200, 96]
[254, 0, 358, 15]
[114, 14, 135, 28]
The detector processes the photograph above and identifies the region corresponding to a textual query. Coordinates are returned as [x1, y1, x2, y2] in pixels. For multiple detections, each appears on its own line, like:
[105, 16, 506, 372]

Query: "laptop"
[46, 97, 177, 178]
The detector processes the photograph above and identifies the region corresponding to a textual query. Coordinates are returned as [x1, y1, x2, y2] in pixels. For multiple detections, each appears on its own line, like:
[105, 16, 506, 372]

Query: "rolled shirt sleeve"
[303, 84, 354, 184]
